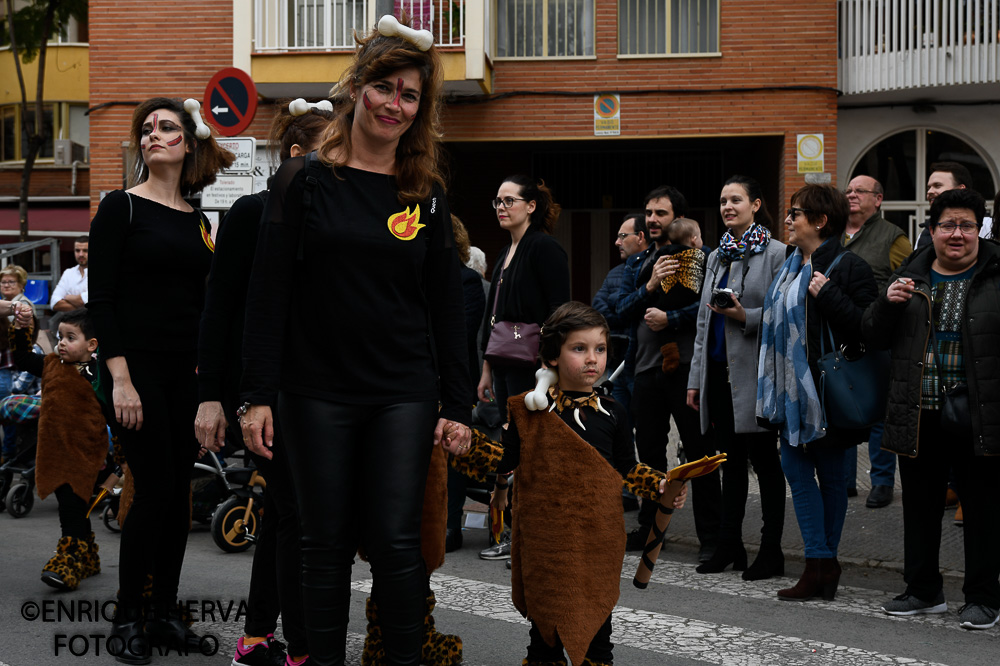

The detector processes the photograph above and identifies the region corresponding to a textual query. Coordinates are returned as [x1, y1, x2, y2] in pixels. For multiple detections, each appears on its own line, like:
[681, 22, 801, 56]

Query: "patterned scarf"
[756, 247, 826, 447]
[717, 224, 772, 267]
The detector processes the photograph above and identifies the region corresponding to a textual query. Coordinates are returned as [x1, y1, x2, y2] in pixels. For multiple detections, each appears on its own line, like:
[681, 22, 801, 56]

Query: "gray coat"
[687, 240, 787, 434]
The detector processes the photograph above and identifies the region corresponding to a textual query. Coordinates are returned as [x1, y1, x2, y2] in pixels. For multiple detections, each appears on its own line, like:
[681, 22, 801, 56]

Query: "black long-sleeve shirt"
[197, 192, 267, 406]
[240, 157, 471, 425]
[88, 190, 213, 357]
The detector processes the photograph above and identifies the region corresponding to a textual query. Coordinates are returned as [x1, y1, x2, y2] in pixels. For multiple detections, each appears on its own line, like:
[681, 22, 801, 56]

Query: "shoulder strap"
[125, 191, 133, 225]
[297, 152, 322, 262]
[819, 250, 848, 357]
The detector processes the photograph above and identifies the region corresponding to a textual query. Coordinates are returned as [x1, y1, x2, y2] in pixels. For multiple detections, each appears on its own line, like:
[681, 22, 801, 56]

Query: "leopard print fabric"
[362, 592, 463, 666]
[77, 531, 100, 579]
[448, 428, 503, 483]
[623, 463, 666, 501]
[41, 536, 82, 590]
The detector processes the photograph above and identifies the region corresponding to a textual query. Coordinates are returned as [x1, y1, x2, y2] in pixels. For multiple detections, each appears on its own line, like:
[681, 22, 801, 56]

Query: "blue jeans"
[781, 439, 850, 558]
[846, 421, 896, 489]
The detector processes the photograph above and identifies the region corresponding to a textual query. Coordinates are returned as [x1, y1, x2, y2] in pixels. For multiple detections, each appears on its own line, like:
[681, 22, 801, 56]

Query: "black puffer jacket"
[862, 240, 1000, 457]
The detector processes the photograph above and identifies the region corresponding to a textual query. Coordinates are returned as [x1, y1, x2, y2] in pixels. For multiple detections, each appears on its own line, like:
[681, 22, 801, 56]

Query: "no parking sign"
[204, 68, 258, 137]
[594, 93, 620, 136]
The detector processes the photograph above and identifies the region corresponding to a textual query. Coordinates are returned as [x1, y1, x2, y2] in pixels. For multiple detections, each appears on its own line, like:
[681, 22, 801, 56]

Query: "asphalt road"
[0, 488, 993, 666]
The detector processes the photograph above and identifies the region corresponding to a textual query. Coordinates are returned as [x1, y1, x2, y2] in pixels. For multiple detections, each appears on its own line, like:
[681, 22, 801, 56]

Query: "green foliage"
[2, 0, 87, 62]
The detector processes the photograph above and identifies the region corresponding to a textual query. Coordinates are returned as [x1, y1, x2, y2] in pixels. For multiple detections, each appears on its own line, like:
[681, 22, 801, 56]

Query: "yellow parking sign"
[797, 134, 824, 173]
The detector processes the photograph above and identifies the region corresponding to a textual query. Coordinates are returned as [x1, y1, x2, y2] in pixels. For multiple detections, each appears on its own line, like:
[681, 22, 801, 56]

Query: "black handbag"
[815, 252, 891, 430]
[929, 326, 973, 438]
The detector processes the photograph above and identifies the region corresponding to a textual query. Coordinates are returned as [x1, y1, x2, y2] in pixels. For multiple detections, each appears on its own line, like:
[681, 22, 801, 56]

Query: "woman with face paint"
[196, 101, 334, 666]
[87, 97, 234, 664]
[239, 16, 472, 666]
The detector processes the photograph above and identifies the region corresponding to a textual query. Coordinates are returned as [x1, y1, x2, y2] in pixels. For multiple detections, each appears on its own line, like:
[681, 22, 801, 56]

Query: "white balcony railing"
[253, 0, 464, 52]
[839, 0, 1000, 95]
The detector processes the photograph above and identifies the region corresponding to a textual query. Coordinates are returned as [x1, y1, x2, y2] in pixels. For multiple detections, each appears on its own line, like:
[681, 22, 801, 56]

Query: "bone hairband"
[525, 367, 558, 412]
[378, 14, 434, 51]
[288, 98, 334, 117]
[183, 99, 212, 139]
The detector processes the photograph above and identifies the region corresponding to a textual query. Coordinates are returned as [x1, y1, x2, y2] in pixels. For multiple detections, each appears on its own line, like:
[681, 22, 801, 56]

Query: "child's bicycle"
[0, 421, 38, 518]
[193, 448, 266, 553]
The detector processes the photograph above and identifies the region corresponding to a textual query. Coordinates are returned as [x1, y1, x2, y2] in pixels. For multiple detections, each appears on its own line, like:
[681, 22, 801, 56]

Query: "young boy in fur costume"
[11, 308, 111, 590]
[444, 302, 687, 666]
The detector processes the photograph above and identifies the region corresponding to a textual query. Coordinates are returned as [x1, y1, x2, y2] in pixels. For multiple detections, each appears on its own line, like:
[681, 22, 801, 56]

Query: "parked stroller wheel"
[0, 474, 9, 513]
[102, 503, 121, 533]
[6, 483, 33, 518]
[211, 496, 259, 553]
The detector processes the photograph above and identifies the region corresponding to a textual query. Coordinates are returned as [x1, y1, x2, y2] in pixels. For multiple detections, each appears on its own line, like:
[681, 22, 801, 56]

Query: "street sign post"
[204, 68, 258, 137]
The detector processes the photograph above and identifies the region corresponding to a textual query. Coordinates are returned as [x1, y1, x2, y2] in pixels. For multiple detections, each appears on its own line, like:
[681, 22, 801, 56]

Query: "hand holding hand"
[436, 419, 471, 455]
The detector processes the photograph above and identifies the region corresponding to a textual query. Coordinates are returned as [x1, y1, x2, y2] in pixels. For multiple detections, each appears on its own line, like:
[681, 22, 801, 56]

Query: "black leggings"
[278, 393, 437, 666]
[55, 484, 91, 539]
[106, 350, 198, 617]
[240, 419, 308, 657]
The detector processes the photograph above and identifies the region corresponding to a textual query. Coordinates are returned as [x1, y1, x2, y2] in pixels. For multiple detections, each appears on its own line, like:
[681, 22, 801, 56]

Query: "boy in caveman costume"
[442, 302, 696, 666]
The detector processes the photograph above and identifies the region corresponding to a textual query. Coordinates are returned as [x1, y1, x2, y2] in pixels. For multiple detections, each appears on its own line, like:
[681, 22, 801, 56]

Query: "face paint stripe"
[363, 91, 373, 111]
[393, 78, 403, 107]
[151, 113, 158, 134]
[166, 136, 182, 146]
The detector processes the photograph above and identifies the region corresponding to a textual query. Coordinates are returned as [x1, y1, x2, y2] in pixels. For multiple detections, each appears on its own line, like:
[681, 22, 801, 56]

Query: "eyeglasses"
[786, 207, 813, 219]
[617, 232, 639, 240]
[843, 188, 878, 196]
[0, 280, 18, 286]
[491, 196, 527, 209]
[935, 221, 979, 235]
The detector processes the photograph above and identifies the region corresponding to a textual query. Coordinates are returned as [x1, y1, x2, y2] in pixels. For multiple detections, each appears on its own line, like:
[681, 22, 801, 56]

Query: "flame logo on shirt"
[387, 205, 425, 241]
[200, 218, 215, 252]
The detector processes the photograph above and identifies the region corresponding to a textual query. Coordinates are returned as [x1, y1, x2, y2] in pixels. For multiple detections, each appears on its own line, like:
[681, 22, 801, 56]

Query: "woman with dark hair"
[865, 188, 1000, 630]
[195, 100, 333, 666]
[477, 174, 571, 421]
[757, 184, 877, 602]
[87, 96, 234, 662]
[687, 175, 788, 579]
[239, 16, 472, 665]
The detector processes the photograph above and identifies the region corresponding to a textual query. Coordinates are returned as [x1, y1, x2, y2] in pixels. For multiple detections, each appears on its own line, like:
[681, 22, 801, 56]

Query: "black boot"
[109, 620, 151, 665]
[742, 543, 785, 581]
[695, 541, 747, 574]
[145, 616, 205, 654]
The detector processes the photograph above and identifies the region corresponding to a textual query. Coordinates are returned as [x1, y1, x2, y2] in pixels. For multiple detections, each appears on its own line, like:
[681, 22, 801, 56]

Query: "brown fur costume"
[506, 395, 626, 666]
[35, 355, 109, 502]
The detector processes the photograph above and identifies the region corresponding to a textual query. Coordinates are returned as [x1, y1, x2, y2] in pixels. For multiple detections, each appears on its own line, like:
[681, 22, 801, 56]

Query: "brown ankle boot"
[777, 557, 840, 601]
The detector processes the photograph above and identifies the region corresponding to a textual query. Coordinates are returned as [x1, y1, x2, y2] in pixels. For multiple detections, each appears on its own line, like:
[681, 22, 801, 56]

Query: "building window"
[618, 0, 719, 56]
[850, 128, 998, 241]
[289, 0, 366, 50]
[0, 103, 88, 163]
[496, 0, 595, 59]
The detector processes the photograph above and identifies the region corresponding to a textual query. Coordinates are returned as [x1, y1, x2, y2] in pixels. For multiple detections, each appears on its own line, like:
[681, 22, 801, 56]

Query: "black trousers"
[55, 484, 91, 539]
[106, 351, 198, 617]
[278, 393, 437, 666]
[706, 361, 785, 547]
[239, 417, 308, 658]
[526, 614, 613, 663]
[491, 363, 536, 423]
[632, 365, 720, 545]
[898, 409, 1000, 608]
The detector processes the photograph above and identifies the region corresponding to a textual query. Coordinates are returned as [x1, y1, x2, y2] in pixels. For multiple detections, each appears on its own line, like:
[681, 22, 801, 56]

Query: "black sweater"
[240, 156, 471, 425]
[481, 227, 570, 354]
[88, 190, 213, 357]
[197, 191, 267, 407]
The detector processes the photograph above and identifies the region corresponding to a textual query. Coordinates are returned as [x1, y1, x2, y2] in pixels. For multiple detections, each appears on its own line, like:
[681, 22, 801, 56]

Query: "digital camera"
[711, 288, 740, 309]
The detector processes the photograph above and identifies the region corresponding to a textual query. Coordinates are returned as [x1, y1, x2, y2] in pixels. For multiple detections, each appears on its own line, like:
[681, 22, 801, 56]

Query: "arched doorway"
[849, 128, 997, 242]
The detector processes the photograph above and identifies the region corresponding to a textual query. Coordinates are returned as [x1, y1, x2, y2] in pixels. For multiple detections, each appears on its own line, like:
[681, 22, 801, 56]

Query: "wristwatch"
[236, 402, 251, 421]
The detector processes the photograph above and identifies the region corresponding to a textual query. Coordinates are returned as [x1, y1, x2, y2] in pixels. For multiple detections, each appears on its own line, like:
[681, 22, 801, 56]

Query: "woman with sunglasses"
[757, 184, 876, 602]
[478, 176, 570, 423]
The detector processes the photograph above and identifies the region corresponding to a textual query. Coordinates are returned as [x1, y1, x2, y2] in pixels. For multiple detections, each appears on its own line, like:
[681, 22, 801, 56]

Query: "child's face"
[57, 322, 97, 363]
[548, 327, 608, 393]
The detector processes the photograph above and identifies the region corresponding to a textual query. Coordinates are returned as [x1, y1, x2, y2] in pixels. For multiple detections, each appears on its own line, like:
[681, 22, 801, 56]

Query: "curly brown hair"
[318, 15, 445, 204]
[126, 97, 235, 195]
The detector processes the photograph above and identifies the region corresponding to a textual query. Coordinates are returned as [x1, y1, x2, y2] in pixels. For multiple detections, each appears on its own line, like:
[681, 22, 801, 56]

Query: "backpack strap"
[297, 152, 322, 262]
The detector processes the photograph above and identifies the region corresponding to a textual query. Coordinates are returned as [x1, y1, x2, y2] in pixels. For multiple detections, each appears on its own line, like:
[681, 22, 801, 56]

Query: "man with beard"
[615, 186, 721, 557]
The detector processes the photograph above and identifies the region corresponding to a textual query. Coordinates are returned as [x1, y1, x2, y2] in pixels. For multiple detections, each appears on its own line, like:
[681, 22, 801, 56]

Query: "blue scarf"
[756, 247, 826, 447]
[717, 224, 772, 267]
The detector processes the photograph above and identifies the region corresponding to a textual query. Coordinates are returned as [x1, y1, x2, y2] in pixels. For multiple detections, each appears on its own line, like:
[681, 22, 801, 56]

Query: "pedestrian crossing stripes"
[352, 568, 953, 666]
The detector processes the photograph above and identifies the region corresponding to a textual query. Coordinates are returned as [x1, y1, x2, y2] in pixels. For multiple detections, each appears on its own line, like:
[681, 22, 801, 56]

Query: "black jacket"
[806, 239, 878, 446]
[481, 227, 570, 354]
[862, 240, 1000, 457]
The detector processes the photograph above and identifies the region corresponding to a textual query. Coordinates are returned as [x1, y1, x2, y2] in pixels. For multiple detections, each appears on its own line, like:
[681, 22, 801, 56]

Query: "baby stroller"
[0, 392, 41, 517]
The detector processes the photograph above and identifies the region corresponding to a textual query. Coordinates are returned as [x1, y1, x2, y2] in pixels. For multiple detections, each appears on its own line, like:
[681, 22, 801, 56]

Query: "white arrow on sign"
[212, 106, 230, 115]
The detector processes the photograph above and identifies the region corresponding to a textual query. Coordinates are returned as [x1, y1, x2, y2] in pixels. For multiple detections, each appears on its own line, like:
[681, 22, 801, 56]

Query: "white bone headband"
[288, 98, 334, 117]
[378, 15, 434, 51]
[183, 99, 212, 140]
